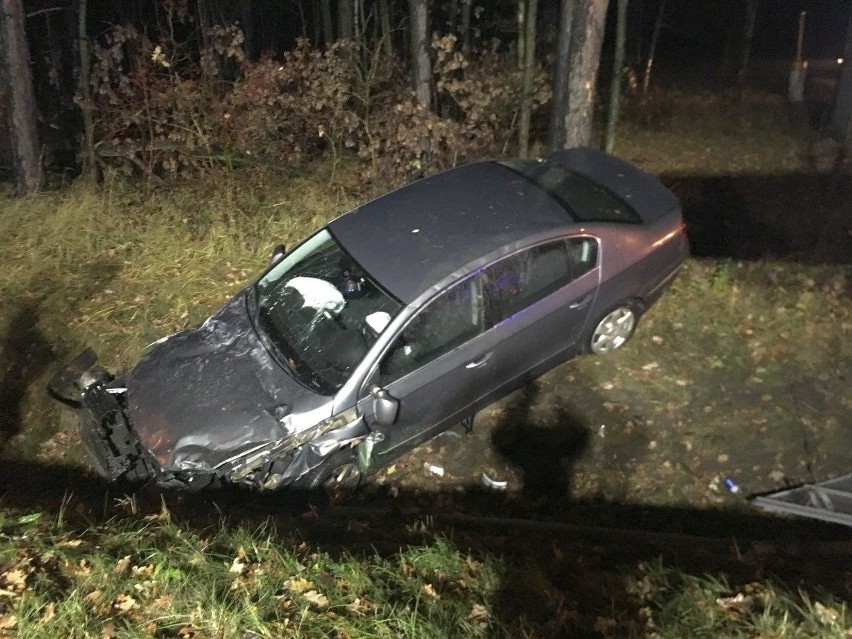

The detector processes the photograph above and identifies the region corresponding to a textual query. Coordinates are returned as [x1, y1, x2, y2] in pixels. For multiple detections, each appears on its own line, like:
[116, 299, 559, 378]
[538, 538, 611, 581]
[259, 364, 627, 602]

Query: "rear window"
[499, 159, 641, 224]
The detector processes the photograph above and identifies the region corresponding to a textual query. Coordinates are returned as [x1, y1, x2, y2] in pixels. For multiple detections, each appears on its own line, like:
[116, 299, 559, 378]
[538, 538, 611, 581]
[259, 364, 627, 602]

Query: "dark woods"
[2, 0, 848, 192]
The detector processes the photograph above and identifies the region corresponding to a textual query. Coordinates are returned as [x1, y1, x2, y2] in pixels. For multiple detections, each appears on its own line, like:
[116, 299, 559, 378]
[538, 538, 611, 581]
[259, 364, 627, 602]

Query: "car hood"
[126, 293, 330, 474]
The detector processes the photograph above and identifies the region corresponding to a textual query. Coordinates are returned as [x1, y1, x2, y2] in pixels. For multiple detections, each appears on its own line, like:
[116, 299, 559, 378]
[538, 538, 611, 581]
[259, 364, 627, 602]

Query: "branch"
[26, 7, 67, 19]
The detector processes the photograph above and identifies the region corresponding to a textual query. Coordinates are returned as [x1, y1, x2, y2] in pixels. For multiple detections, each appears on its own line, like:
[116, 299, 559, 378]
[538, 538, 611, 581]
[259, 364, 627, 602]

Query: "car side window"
[379, 278, 483, 385]
[482, 237, 598, 328]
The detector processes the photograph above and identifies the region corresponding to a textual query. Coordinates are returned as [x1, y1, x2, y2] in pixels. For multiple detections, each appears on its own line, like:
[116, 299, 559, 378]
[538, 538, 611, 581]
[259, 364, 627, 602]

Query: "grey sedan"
[53, 147, 688, 492]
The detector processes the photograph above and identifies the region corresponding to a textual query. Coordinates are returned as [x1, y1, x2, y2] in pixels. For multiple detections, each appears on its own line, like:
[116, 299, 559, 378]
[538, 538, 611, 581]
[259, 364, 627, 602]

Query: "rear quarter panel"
[587, 210, 688, 321]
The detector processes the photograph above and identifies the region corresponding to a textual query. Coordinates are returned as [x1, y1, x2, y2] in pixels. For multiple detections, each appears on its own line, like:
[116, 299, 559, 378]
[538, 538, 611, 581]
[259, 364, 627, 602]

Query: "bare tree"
[548, 0, 573, 151]
[408, 0, 431, 166]
[518, 0, 538, 156]
[563, 0, 609, 148]
[516, 0, 526, 70]
[460, 0, 471, 54]
[338, 0, 353, 40]
[378, 0, 393, 58]
[737, 0, 758, 85]
[833, 12, 852, 153]
[0, 0, 43, 193]
[642, 0, 665, 95]
[76, 0, 96, 183]
[321, 0, 334, 46]
[605, 0, 628, 153]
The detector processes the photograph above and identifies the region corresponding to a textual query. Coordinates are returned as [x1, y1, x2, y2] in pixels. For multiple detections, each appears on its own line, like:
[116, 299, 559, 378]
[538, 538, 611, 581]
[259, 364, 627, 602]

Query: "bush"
[88, 20, 547, 185]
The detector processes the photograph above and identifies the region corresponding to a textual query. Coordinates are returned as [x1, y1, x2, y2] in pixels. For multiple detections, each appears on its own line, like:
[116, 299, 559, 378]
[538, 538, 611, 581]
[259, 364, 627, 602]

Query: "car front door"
[356, 275, 501, 465]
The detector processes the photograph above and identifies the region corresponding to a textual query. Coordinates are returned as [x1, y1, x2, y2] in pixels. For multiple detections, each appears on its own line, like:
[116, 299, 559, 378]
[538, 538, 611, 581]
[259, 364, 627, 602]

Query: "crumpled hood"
[127, 293, 329, 474]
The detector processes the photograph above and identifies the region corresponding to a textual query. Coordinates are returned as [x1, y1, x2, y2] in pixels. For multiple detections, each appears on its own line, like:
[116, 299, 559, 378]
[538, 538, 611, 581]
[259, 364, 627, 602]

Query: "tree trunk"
[460, 0, 471, 54]
[548, 0, 574, 152]
[241, 0, 255, 59]
[353, 0, 362, 44]
[197, 0, 211, 50]
[642, 0, 665, 96]
[0, 0, 43, 194]
[516, 0, 526, 70]
[338, 0, 354, 40]
[605, 0, 628, 153]
[408, 0, 431, 167]
[448, 0, 458, 35]
[378, 0, 393, 58]
[738, 0, 758, 85]
[518, 0, 538, 156]
[833, 12, 852, 153]
[321, 0, 334, 46]
[76, 0, 96, 183]
[563, 0, 609, 149]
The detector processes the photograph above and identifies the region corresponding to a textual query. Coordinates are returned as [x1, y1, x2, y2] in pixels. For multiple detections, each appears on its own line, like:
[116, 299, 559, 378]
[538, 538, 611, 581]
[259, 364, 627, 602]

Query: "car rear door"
[478, 237, 600, 402]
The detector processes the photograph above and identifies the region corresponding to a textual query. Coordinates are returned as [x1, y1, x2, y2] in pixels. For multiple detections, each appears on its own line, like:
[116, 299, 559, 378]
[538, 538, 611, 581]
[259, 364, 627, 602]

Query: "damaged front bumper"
[52, 350, 371, 492]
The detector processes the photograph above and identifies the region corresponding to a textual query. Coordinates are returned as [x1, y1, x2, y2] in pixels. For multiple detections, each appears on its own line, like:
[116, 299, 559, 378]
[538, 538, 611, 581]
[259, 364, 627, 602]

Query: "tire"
[310, 450, 362, 495]
[585, 302, 641, 355]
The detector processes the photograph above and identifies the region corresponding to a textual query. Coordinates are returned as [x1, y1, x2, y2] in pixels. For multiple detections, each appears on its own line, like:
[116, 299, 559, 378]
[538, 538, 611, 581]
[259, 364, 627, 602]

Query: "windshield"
[254, 229, 402, 394]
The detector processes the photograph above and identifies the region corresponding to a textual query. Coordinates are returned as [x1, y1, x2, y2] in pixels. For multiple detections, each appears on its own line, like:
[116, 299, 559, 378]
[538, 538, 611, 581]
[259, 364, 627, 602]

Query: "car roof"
[329, 162, 577, 304]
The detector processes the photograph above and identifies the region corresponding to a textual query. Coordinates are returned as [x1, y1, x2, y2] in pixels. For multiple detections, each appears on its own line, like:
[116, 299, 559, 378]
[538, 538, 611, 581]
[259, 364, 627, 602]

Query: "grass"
[0, 162, 362, 457]
[0, 88, 850, 637]
[623, 560, 851, 639]
[0, 506, 502, 638]
[1, 506, 849, 638]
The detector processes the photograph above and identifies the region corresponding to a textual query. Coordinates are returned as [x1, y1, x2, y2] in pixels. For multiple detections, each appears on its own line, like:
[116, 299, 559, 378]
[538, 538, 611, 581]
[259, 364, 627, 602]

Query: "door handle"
[465, 352, 493, 369]
[568, 293, 593, 309]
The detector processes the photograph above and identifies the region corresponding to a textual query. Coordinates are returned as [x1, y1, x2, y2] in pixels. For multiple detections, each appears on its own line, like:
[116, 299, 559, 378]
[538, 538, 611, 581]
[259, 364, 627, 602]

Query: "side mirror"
[372, 388, 399, 427]
[271, 244, 286, 265]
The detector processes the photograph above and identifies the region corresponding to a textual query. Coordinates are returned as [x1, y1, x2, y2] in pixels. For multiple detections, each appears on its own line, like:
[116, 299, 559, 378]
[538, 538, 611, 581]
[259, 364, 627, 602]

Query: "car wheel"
[586, 303, 640, 355]
[311, 450, 362, 496]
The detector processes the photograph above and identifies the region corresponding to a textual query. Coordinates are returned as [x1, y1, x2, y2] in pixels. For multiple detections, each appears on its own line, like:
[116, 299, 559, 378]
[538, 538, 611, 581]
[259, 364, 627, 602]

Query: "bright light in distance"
[839, 58, 845, 65]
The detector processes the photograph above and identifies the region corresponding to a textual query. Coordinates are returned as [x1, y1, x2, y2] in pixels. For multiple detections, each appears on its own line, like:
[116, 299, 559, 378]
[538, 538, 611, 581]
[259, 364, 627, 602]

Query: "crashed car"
[52, 147, 688, 493]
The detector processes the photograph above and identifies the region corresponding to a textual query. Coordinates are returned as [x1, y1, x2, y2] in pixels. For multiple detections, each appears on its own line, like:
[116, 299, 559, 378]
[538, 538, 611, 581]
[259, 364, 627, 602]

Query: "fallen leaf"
[302, 590, 329, 609]
[132, 564, 154, 577]
[55, 539, 84, 548]
[0, 615, 17, 630]
[112, 593, 138, 613]
[286, 578, 314, 594]
[41, 602, 56, 623]
[1, 568, 28, 592]
[813, 601, 839, 625]
[421, 583, 439, 598]
[715, 592, 753, 617]
[229, 558, 247, 575]
[114, 555, 132, 576]
[346, 597, 372, 614]
[469, 603, 488, 622]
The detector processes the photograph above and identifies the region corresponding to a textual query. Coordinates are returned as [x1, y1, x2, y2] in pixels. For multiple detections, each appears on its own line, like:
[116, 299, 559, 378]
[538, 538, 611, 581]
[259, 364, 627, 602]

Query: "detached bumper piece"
[78, 381, 157, 484]
[752, 474, 852, 528]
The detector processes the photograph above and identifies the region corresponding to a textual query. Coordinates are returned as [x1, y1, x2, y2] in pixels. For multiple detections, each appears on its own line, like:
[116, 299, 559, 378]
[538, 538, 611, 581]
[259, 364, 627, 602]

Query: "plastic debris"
[481, 472, 508, 490]
[597, 424, 606, 438]
[426, 464, 444, 477]
[724, 477, 740, 494]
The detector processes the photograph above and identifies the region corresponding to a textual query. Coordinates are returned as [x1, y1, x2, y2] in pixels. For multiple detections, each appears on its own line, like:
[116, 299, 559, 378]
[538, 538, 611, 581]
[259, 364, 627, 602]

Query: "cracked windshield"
[255, 229, 401, 393]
